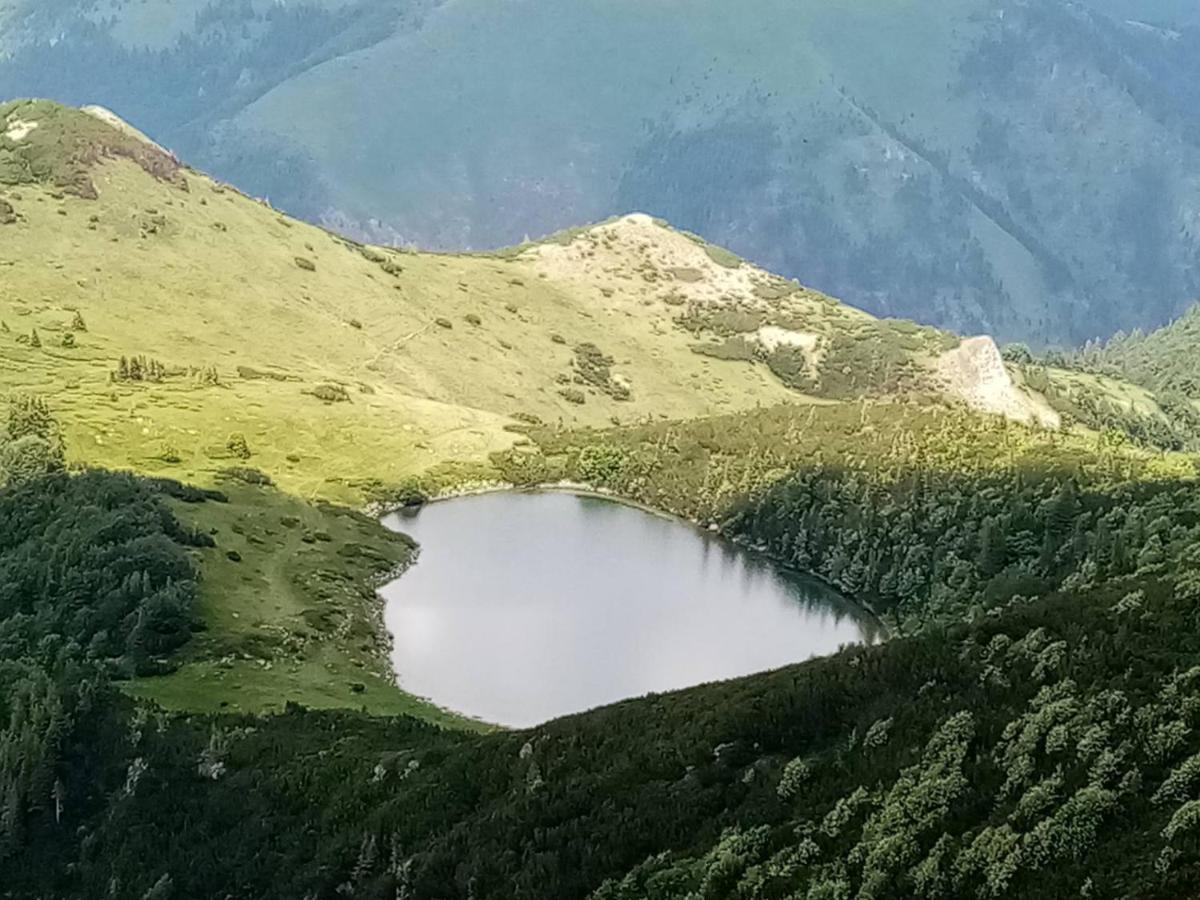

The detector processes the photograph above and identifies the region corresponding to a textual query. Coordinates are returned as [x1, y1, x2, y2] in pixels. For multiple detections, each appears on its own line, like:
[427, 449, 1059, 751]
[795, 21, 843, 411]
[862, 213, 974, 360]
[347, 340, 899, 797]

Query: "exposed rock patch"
[937, 336, 1060, 428]
[3, 118, 38, 142]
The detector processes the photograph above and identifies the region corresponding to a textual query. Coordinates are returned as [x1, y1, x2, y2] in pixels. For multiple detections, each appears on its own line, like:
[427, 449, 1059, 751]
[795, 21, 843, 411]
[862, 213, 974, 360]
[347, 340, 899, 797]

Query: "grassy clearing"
[125, 480, 485, 729]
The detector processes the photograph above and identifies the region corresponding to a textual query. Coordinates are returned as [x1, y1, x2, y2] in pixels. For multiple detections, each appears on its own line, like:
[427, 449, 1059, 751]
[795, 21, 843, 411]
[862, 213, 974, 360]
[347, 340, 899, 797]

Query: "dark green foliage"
[3, 404, 1200, 897]
[500, 402, 1198, 629]
[0, 436, 64, 485]
[7, 566, 1200, 898]
[818, 329, 926, 398]
[225, 433, 251, 460]
[0, 395, 64, 484]
[1048, 304, 1200, 400]
[572, 343, 630, 400]
[113, 354, 168, 383]
[310, 383, 351, 403]
[218, 467, 274, 486]
[691, 336, 759, 362]
[144, 477, 228, 504]
[365, 477, 430, 510]
[764, 345, 815, 392]
[0, 471, 201, 669]
[1024, 366, 1200, 452]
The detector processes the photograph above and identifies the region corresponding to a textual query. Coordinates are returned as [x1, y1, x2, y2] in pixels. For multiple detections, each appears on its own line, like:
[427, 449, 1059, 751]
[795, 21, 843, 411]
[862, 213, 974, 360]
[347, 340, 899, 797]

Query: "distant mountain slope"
[1, 99, 1066, 501]
[2, 1, 1200, 345]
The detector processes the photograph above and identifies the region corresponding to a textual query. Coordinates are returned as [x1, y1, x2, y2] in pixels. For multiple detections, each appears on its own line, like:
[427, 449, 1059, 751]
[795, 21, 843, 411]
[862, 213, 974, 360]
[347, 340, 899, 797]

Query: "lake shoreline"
[376, 489, 885, 726]
[378, 481, 885, 628]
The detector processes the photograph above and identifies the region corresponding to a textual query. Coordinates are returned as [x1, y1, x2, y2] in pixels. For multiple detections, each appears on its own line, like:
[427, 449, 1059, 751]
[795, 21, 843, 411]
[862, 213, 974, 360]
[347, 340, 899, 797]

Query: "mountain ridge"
[4, 0, 1200, 343]
[0, 98, 1083, 502]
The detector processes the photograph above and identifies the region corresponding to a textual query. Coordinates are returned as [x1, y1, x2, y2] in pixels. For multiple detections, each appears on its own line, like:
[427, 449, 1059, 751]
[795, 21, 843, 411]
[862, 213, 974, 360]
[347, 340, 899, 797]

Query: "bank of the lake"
[379, 490, 879, 727]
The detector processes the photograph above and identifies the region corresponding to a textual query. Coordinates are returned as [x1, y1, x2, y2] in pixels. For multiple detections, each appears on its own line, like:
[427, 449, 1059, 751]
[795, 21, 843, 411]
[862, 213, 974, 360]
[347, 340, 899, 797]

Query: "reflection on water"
[380, 491, 878, 727]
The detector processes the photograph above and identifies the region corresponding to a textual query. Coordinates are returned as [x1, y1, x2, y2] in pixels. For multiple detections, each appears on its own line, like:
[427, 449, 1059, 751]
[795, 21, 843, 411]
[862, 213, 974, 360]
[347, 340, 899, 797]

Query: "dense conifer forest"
[2, 393, 1200, 898]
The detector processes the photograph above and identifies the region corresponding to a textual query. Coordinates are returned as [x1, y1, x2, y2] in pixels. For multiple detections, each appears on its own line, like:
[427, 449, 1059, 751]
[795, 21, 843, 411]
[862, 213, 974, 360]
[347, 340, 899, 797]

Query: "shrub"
[777, 757, 812, 801]
[577, 444, 627, 483]
[435, 318, 453, 329]
[219, 467, 274, 486]
[61, 333, 76, 348]
[294, 257, 316, 271]
[692, 337, 759, 362]
[226, 433, 252, 460]
[560, 388, 586, 405]
[669, 267, 704, 283]
[765, 346, 816, 392]
[310, 384, 350, 404]
[0, 435, 64, 485]
[465, 314, 482, 326]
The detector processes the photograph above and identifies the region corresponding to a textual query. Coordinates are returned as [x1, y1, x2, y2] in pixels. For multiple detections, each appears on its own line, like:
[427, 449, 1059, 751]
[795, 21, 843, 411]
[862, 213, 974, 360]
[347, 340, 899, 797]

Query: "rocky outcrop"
[937, 336, 1060, 428]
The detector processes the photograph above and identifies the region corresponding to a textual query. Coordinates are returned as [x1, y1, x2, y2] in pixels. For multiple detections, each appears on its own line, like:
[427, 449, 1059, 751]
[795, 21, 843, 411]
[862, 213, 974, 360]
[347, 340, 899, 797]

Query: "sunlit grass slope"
[2, 99, 1067, 505]
[0, 100, 824, 502]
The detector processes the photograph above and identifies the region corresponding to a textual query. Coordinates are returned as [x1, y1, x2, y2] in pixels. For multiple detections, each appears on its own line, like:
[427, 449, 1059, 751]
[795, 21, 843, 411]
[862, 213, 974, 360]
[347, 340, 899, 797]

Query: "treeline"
[1049, 304, 1200, 400]
[0, 396, 209, 869]
[1002, 304, 1200, 451]
[730, 468, 1198, 629]
[499, 400, 1197, 629]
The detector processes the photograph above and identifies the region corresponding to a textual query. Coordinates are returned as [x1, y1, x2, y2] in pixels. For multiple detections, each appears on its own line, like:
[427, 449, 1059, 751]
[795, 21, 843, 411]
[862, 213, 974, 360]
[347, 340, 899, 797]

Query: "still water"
[380, 491, 877, 727]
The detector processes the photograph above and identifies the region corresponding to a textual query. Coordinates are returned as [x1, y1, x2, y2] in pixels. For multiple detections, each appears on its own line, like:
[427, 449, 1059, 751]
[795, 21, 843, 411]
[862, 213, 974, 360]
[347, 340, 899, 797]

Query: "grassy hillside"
[1, 98, 1074, 504]
[0, 97, 1069, 720]
[1, 99, 823, 503]
[4, 0, 1200, 343]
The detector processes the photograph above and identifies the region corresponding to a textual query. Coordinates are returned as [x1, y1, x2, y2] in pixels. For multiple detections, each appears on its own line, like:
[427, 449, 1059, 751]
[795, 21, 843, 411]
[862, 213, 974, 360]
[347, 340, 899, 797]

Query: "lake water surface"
[380, 491, 878, 727]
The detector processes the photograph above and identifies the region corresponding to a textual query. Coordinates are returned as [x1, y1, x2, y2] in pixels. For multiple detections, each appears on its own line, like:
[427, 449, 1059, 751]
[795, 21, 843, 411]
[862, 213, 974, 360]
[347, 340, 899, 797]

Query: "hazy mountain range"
[3, 0, 1200, 344]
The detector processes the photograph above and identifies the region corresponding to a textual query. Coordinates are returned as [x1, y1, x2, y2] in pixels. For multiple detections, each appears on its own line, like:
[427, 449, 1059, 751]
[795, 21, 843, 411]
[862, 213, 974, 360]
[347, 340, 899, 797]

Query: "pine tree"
[70, 311, 87, 332]
[28, 329, 40, 348]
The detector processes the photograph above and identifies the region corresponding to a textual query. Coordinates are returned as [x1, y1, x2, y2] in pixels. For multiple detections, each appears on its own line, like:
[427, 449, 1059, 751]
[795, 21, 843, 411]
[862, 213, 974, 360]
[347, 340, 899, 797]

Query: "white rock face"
[936, 336, 1060, 428]
[81, 105, 172, 154]
[3, 116, 38, 142]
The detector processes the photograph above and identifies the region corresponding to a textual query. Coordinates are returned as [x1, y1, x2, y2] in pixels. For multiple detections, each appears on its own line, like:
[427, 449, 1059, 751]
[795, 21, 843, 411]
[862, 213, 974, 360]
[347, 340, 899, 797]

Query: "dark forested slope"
[3, 397, 1200, 899]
